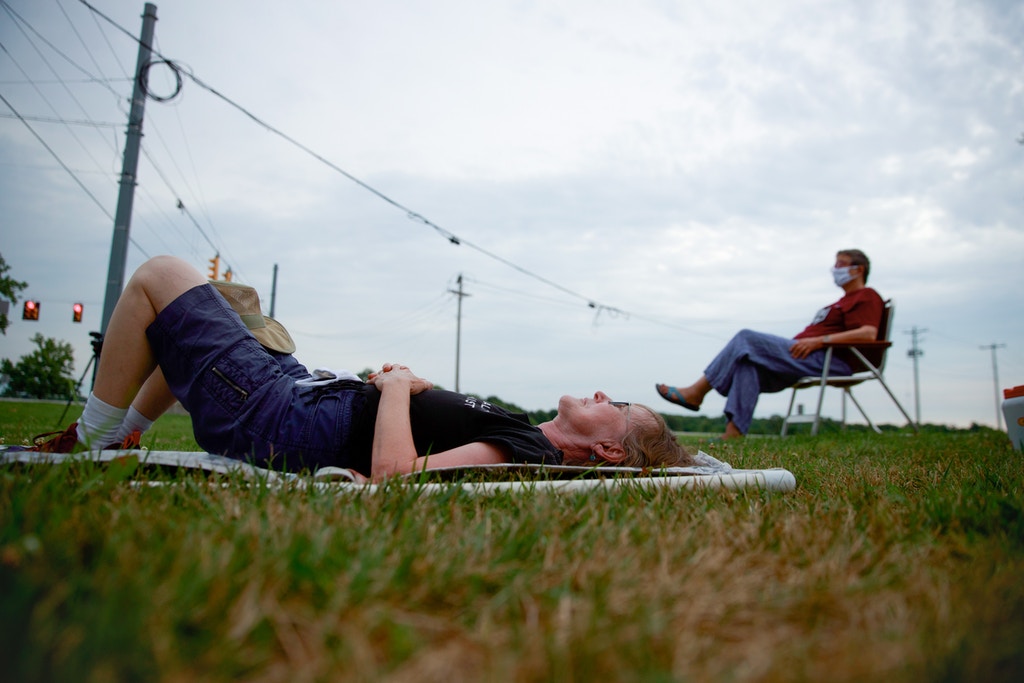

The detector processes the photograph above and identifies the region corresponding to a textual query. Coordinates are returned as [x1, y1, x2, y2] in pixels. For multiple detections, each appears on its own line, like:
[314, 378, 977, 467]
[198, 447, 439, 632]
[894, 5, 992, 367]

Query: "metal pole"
[448, 274, 470, 393]
[100, 3, 158, 335]
[270, 263, 278, 318]
[980, 343, 1006, 430]
[905, 326, 926, 426]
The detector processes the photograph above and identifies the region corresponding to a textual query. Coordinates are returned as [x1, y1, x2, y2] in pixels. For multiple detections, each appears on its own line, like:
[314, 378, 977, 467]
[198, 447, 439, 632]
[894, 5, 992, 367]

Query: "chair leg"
[848, 348, 919, 433]
[846, 389, 882, 434]
[781, 388, 799, 436]
[874, 377, 919, 433]
[809, 348, 834, 437]
[841, 390, 848, 430]
[811, 379, 828, 436]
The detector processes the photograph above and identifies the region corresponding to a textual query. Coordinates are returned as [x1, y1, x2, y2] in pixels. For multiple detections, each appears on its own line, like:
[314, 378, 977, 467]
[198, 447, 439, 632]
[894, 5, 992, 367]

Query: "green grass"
[2, 401, 1023, 682]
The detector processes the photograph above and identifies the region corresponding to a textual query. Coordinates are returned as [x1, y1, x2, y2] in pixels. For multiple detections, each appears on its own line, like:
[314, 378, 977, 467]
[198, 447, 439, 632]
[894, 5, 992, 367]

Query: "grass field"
[2, 400, 1023, 682]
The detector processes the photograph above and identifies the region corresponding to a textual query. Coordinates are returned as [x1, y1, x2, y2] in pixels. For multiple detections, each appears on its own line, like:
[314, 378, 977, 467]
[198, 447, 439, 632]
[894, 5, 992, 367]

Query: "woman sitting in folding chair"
[656, 249, 883, 440]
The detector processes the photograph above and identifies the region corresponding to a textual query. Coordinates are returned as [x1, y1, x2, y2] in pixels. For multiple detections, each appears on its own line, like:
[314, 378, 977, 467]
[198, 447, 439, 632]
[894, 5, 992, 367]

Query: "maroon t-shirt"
[795, 288, 884, 339]
[794, 287, 884, 366]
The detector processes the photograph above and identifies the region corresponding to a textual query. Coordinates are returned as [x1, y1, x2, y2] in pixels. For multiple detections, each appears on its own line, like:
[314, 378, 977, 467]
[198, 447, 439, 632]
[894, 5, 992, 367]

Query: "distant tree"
[0, 252, 28, 335]
[1, 333, 77, 400]
[527, 408, 557, 425]
[480, 394, 527, 414]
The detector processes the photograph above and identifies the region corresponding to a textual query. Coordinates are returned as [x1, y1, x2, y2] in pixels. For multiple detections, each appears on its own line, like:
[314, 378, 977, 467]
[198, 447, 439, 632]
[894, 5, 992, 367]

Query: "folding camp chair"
[780, 299, 917, 436]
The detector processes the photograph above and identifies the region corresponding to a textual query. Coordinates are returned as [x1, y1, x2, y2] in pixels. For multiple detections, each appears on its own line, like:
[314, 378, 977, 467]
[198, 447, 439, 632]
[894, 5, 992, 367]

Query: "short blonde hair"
[618, 404, 696, 468]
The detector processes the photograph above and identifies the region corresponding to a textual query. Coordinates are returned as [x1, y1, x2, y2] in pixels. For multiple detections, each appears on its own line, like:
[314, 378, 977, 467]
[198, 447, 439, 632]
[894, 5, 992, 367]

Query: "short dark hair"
[838, 249, 870, 283]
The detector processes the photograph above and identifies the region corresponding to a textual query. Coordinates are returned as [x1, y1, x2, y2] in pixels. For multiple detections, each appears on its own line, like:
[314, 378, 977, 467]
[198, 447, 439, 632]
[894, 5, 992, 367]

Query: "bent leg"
[657, 330, 785, 412]
[92, 256, 207, 409]
[722, 360, 762, 434]
[706, 329, 850, 435]
[131, 367, 179, 419]
[704, 329, 790, 395]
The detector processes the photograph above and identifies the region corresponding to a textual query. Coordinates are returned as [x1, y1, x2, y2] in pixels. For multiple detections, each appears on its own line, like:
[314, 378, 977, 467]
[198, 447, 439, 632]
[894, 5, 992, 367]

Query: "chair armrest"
[821, 340, 891, 349]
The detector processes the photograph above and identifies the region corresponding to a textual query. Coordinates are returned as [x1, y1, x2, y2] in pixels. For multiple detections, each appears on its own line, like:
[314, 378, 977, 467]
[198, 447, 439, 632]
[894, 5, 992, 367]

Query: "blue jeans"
[704, 329, 851, 434]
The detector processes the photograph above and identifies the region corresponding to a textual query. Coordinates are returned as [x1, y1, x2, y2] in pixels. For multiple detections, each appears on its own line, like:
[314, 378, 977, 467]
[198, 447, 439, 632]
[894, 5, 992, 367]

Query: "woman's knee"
[129, 256, 206, 312]
[731, 328, 765, 347]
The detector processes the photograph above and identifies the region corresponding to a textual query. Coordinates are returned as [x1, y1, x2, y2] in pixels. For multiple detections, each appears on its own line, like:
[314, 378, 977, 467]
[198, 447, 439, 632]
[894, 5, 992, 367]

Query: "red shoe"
[27, 424, 142, 452]
[114, 430, 142, 450]
[29, 423, 81, 453]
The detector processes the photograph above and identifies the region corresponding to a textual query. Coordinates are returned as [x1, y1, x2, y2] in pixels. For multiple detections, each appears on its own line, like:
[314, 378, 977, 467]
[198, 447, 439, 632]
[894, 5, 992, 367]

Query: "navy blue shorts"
[146, 284, 365, 471]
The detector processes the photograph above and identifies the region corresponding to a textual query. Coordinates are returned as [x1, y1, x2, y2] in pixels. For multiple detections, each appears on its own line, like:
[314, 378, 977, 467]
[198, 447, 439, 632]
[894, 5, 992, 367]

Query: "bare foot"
[723, 421, 745, 440]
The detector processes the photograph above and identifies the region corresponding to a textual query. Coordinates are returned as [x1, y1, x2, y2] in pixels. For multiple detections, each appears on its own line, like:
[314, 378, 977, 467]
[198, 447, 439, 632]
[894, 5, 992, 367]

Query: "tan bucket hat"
[209, 280, 296, 355]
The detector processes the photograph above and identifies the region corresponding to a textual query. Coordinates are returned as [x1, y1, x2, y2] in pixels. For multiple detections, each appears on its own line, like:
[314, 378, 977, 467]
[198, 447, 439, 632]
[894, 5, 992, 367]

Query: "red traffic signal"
[73, 302, 84, 323]
[208, 255, 220, 280]
[22, 300, 40, 320]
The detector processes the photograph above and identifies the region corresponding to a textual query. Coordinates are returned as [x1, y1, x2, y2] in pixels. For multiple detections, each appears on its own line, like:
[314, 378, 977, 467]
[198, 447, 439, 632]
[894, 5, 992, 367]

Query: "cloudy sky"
[2, 0, 1022, 431]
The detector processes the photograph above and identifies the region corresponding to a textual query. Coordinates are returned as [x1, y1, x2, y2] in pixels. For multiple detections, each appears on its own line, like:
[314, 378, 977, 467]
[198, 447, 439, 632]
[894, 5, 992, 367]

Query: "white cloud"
[2, 0, 1022, 430]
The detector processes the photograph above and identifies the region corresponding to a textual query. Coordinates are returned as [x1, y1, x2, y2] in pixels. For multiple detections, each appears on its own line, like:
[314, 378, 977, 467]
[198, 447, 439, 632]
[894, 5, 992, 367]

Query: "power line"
[0, 77, 130, 85]
[0, 89, 150, 262]
[67, 1, 770, 342]
[76, 0, 631, 320]
[0, 112, 120, 127]
[81, 0, 131, 79]
[0, 90, 112, 220]
[4, 0, 225, 276]
[0, 34, 115, 179]
[1, 0, 126, 103]
[139, 99, 238, 273]
[137, 145, 219, 254]
[55, 0, 108, 79]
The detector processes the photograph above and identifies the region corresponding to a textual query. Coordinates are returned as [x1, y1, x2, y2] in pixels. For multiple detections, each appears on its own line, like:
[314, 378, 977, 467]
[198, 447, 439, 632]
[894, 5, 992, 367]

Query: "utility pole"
[100, 3, 158, 336]
[448, 274, 470, 393]
[269, 263, 278, 318]
[980, 343, 1006, 430]
[905, 326, 927, 426]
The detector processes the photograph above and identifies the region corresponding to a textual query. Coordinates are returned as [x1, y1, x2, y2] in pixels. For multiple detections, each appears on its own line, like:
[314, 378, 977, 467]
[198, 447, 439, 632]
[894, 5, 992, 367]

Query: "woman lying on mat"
[29, 256, 694, 481]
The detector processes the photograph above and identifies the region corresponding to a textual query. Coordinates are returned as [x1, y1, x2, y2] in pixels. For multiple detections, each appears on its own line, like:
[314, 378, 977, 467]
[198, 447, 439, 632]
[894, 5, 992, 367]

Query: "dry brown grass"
[2, 403, 1023, 681]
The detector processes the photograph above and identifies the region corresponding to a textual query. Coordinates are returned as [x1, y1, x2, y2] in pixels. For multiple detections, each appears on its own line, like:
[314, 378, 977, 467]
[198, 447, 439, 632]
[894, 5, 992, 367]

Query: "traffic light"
[208, 254, 220, 280]
[223, 268, 233, 282]
[73, 302, 84, 323]
[22, 300, 40, 320]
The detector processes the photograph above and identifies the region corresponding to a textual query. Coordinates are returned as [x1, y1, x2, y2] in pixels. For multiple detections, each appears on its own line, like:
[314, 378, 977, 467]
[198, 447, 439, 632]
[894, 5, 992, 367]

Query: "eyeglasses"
[609, 401, 632, 433]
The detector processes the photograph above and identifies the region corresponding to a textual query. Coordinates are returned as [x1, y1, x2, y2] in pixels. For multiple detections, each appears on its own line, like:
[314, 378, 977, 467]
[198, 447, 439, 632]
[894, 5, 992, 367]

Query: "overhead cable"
[0, 90, 113, 219]
[0, 89, 149, 259]
[76, 0, 629, 321]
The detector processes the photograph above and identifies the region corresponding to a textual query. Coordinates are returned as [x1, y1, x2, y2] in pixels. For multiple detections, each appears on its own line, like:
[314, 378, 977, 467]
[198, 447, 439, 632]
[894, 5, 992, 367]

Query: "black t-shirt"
[341, 386, 563, 475]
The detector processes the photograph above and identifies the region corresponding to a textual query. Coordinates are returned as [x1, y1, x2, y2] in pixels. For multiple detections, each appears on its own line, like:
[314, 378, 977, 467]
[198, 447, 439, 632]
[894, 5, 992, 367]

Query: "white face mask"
[832, 266, 856, 287]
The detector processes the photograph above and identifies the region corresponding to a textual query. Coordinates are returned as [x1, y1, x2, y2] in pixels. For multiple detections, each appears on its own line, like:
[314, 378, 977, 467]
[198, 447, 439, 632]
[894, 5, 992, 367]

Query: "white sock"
[113, 406, 154, 444]
[77, 393, 128, 449]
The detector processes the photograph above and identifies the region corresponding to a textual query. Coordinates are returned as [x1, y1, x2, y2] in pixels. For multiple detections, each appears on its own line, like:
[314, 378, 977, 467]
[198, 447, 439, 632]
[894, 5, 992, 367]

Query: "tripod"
[57, 332, 103, 427]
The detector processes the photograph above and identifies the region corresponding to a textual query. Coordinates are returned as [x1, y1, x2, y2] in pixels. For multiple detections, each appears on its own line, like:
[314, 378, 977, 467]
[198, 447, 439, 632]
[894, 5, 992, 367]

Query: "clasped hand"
[789, 337, 825, 360]
[367, 363, 434, 395]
